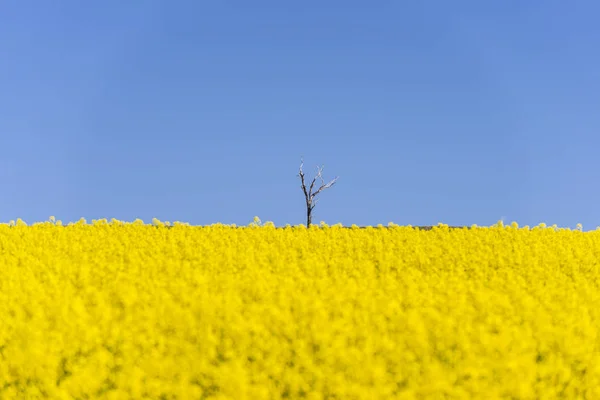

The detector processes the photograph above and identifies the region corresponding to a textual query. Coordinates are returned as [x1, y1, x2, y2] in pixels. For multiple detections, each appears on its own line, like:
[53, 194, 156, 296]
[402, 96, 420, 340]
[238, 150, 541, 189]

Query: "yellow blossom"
[0, 221, 598, 398]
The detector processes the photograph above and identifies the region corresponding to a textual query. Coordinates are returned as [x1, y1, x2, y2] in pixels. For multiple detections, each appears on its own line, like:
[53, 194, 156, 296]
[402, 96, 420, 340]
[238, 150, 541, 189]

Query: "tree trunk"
[306, 203, 312, 227]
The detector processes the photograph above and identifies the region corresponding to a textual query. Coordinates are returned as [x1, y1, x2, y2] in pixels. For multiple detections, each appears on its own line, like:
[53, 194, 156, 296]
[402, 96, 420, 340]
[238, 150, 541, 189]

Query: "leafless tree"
[298, 158, 338, 227]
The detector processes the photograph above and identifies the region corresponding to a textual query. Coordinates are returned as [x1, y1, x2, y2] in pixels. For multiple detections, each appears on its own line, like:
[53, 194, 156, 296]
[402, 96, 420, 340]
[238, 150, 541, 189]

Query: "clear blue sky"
[1, 1, 599, 228]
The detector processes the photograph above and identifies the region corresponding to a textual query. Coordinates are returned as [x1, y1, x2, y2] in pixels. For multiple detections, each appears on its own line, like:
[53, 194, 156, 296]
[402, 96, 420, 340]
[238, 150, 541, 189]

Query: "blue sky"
[1, 1, 599, 228]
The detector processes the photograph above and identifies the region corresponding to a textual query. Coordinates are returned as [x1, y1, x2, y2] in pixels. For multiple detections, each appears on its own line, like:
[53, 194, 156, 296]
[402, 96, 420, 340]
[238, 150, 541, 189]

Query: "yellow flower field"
[1, 218, 600, 399]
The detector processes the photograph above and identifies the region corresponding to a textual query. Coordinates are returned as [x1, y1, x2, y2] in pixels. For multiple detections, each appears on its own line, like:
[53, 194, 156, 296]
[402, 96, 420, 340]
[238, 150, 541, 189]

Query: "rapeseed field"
[1, 218, 599, 399]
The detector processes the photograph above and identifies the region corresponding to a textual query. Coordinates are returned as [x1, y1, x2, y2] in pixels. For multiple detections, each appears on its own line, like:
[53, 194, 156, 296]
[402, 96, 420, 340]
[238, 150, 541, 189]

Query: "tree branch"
[309, 166, 323, 195]
[308, 175, 318, 197]
[311, 176, 338, 199]
[298, 158, 309, 201]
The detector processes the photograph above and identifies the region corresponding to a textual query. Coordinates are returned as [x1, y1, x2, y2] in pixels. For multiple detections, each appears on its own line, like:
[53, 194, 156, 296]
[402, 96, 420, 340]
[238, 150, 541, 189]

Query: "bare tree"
[298, 158, 338, 227]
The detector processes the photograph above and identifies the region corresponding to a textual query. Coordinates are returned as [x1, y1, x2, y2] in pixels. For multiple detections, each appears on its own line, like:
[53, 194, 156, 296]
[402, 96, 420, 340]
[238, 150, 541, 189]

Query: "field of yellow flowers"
[1, 217, 600, 399]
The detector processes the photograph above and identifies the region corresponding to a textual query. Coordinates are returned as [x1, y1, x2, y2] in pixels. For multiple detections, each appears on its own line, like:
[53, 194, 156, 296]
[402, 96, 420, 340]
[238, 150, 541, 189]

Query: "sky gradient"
[1, 1, 599, 228]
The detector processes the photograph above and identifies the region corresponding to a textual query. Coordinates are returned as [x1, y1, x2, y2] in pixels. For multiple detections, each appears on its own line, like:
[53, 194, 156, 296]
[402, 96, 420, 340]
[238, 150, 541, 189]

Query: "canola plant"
[0, 218, 599, 399]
